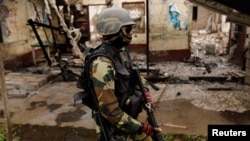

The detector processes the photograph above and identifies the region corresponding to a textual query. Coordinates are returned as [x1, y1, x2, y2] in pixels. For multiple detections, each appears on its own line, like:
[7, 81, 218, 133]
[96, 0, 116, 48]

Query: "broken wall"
[189, 4, 231, 57]
[189, 5, 212, 30]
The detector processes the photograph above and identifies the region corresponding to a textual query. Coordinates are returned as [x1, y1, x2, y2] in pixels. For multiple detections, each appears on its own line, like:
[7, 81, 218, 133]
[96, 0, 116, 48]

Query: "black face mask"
[103, 28, 133, 48]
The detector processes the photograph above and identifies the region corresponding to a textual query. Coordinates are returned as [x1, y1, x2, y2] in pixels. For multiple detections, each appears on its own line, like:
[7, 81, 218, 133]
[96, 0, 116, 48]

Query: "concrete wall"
[80, 0, 192, 61]
[1, 0, 30, 43]
[149, 0, 190, 50]
[1, 0, 192, 69]
[147, 0, 191, 61]
[189, 5, 212, 30]
[0, 0, 54, 69]
[0, 0, 31, 61]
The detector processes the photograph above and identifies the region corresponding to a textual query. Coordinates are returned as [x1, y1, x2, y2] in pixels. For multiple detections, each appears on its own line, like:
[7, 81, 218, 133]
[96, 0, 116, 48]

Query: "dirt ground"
[1, 51, 250, 141]
[6, 76, 250, 141]
[9, 97, 250, 141]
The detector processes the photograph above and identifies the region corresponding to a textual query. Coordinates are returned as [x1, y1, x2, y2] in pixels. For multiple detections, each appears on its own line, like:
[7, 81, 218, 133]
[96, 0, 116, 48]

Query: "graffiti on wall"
[122, 2, 145, 33]
[168, 3, 188, 30]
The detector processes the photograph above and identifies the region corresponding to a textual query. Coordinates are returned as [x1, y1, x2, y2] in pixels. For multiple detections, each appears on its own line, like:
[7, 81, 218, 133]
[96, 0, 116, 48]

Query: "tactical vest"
[76, 43, 143, 118]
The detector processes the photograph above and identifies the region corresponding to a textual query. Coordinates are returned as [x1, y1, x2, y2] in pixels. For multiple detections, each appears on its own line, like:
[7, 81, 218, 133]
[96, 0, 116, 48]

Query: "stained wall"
[0, 0, 53, 69]
[1, 0, 193, 69]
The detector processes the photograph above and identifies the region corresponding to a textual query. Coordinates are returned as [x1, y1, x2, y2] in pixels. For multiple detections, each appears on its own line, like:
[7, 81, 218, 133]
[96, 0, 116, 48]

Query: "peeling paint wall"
[1, 0, 192, 68]
[88, 0, 191, 52]
[0, 0, 30, 43]
[0, 0, 53, 68]
[148, 0, 191, 52]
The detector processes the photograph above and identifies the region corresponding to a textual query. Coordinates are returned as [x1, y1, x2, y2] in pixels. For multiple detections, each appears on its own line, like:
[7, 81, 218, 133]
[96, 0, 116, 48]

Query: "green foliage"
[0, 129, 6, 141]
[163, 133, 174, 141]
[182, 134, 207, 141]
[162, 133, 207, 141]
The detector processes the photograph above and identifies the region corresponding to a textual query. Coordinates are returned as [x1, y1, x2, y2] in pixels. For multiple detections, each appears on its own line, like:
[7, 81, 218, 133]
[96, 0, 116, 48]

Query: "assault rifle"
[133, 67, 164, 141]
[74, 86, 111, 141]
[92, 110, 111, 141]
[75, 46, 112, 141]
[119, 47, 164, 141]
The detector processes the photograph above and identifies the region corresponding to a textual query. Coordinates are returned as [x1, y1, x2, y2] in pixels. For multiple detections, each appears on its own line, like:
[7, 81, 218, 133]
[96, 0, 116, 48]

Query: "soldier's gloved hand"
[140, 123, 154, 136]
[143, 90, 154, 105]
[140, 123, 162, 136]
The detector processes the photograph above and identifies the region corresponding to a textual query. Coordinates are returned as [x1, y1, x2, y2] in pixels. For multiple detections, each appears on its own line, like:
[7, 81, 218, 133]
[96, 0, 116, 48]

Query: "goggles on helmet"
[121, 25, 135, 36]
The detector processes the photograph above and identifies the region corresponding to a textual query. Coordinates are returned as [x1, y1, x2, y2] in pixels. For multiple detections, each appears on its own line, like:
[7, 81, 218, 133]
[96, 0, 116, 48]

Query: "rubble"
[129, 40, 250, 113]
[190, 29, 229, 56]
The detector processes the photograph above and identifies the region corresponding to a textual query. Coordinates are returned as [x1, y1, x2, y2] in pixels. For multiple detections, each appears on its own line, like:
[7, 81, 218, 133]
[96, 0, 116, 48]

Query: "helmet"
[96, 7, 135, 36]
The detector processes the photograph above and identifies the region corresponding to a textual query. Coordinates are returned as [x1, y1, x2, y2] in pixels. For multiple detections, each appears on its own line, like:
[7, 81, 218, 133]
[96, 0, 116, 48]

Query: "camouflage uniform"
[89, 45, 152, 141]
[77, 7, 156, 141]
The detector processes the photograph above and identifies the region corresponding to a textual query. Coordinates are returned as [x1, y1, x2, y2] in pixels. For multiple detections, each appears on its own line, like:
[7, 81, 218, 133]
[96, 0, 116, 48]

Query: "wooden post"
[0, 45, 12, 141]
[245, 41, 250, 85]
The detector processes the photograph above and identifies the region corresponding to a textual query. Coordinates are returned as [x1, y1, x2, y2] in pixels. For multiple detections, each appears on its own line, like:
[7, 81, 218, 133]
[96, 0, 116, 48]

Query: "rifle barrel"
[134, 68, 164, 141]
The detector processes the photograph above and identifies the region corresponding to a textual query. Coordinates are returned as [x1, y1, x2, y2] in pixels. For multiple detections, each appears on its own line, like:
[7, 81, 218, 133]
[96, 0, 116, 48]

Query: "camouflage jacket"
[88, 44, 148, 139]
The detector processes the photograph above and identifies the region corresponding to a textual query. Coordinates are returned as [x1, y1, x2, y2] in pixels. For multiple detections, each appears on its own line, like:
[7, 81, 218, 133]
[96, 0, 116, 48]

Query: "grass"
[163, 133, 207, 141]
[0, 129, 5, 141]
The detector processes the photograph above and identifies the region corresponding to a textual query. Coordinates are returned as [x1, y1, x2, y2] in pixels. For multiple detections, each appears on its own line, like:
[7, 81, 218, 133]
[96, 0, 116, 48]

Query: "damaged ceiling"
[189, 0, 250, 26]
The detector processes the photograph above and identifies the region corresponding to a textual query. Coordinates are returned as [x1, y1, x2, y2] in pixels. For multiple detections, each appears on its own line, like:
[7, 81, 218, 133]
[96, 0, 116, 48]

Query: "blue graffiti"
[169, 3, 181, 30]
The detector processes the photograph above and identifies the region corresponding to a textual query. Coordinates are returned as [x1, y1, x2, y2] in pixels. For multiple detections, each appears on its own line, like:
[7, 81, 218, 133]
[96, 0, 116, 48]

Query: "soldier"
[78, 7, 161, 141]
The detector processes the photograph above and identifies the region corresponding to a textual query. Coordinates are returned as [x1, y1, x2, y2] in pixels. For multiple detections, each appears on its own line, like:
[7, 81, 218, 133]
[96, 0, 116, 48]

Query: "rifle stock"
[92, 111, 111, 141]
[90, 81, 111, 141]
[133, 68, 164, 141]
